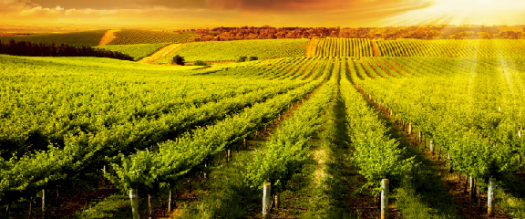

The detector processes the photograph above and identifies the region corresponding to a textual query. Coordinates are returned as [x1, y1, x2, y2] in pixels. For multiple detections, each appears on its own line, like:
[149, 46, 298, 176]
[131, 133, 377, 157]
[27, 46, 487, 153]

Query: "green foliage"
[340, 58, 414, 188]
[108, 29, 198, 45]
[237, 56, 247, 63]
[377, 39, 525, 57]
[315, 38, 374, 57]
[159, 39, 308, 63]
[0, 30, 106, 47]
[357, 57, 521, 182]
[95, 43, 168, 61]
[173, 55, 185, 65]
[0, 55, 308, 207]
[245, 58, 334, 192]
[193, 60, 207, 66]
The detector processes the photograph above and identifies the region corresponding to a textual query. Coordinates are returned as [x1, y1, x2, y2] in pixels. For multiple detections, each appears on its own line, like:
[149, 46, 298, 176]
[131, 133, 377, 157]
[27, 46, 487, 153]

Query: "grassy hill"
[107, 30, 198, 45]
[159, 39, 308, 63]
[0, 30, 107, 47]
[95, 43, 168, 61]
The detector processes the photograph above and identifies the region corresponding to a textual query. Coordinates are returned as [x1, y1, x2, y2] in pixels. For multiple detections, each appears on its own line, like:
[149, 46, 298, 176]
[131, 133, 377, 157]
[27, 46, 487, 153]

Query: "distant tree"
[237, 56, 247, 63]
[248, 56, 258, 61]
[193, 60, 207, 66]
[173, 55, 185, 65]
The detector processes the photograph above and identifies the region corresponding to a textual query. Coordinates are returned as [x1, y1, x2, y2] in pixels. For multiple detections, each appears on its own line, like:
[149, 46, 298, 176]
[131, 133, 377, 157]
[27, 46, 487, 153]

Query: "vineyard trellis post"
[262, 182, 272, 218]
[129, 189, 140, 219]
[469, 176, 475, 199]
[168, 190, 172, 213]
[42, 189, 45, 214]
[29, 196, 32, 217]
[487, 178, 496, 217]
[381, 179, 389, 219]
[430, 140, 434, 155]
[5, 202, 9, 219]
[148, 194, 152, 219]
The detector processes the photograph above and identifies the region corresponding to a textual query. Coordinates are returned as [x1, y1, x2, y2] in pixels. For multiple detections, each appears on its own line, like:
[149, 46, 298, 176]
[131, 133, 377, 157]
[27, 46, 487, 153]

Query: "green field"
[158, 39, 308, 63]
[107, 29, 198, 45]
[312, 38, 525, 58]
[2, 35, 525, 219]
[95, 43, 168, 61]
[0, 30, 107, 47]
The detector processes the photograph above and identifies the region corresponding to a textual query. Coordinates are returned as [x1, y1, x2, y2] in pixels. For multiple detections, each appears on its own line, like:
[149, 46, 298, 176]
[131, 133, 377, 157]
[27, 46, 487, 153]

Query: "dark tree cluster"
[237, 56, 258, 62]
[0, 39, 133, 61]
[185, 25, 525, 42]
[173, 55, 185, 65]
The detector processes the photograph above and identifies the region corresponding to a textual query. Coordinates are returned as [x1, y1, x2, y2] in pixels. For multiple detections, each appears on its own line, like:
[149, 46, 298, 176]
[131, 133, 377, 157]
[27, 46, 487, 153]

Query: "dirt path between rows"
[306, 38, 319, 57]
[371, 40, 380, 57]
[98, 29, 120, 46]
[138, 44, 185, 64]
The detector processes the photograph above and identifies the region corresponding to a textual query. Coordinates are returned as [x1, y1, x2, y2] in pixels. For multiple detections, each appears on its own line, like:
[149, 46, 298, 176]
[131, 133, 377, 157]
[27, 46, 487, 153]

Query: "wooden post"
[447, 154, 453, 173]
[274, 194, 280, 209]
[430, 140, 434, 155]
[381, 179, 389, 219]
[102, 165, 106, 187]
[227, 149, 231, 162]
[477, 179, 482, 210]
[168, 190, 172, 213]
[5, 203, 9, 219]
[418, 131, 422, 144]
[469, 176, 475, 199]
[29, 196, 32, 217]
[262, 183, 272, 218]
[129, 189, 141, 219]
[42, 189, 45, 213]
[148, 194, 152, 219]
[488, 178, 496, 217]
[464, 175, 469, 193]
[408, 123, 412, 135]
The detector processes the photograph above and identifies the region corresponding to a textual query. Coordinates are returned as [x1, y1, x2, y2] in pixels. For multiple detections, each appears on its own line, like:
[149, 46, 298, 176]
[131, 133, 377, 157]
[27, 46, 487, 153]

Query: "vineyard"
[310, 38, 525, 58]
[2, 35, 525, 219]
[107, 30, 198, 45]
[95, 44, 169, 61]
[157, 39, 308, 63]
[0, 30, 107, 47]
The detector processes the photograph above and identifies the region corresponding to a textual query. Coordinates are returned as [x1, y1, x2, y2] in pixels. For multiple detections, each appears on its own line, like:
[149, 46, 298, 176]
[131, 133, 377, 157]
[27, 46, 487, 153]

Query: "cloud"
[19, 5, 62, 16]
[0, 0, 38, 12]
[64, 8, 118, 16]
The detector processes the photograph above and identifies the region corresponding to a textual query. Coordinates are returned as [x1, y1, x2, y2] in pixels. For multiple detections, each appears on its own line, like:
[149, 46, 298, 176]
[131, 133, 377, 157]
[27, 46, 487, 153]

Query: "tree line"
[184, 25, 525, 42]
[0, 39, 133, 61]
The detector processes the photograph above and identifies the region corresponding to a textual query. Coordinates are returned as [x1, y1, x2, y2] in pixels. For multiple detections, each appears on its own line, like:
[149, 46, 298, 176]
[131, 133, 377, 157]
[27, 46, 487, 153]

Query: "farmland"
[1, 33, 525, 219]
[0, 30, 106, 47]
[310, 38, 525, 58]
[158, 39, 308, 63]
[107, 30, 198, 45]
[95, 44, 169, 61]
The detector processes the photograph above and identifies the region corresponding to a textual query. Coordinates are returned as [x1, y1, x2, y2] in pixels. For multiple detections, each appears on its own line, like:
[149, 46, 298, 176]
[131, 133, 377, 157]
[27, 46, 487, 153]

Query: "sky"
[0, 0, 524, 32]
